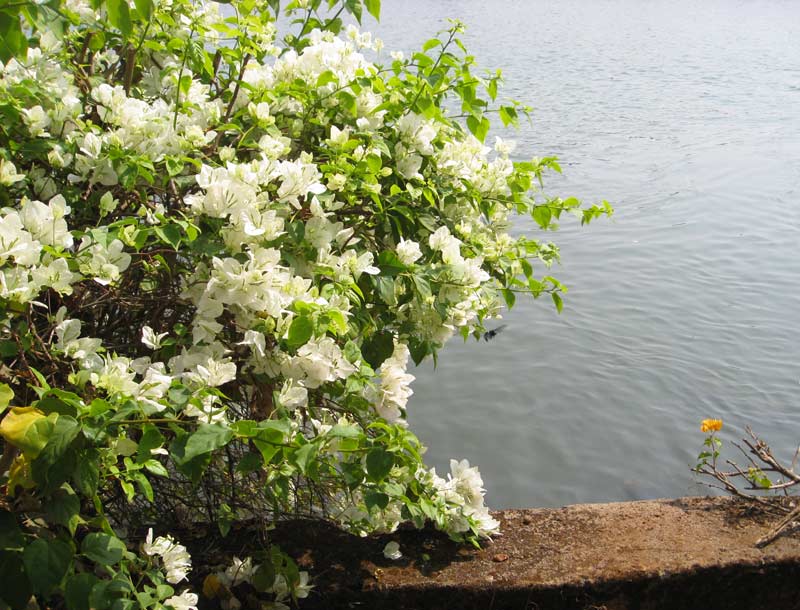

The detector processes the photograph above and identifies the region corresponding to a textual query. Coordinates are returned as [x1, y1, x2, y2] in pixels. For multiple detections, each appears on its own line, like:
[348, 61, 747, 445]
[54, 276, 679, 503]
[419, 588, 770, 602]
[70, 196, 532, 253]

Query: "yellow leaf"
[7, 454, 34, 496]
[0, 407, 55, 458]
[202, 573, 222, 599]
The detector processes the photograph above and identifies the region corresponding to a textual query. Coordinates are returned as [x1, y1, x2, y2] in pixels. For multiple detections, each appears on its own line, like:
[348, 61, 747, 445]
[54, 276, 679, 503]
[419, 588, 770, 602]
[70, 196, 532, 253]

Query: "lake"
[363, 0, 800, 508]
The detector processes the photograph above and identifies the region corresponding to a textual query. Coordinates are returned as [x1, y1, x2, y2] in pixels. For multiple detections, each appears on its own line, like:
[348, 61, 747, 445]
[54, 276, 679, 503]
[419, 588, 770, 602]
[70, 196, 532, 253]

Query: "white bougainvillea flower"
[0, 159, 25, 185]
[142, 529, 192, 584]
[448, 459, 486, 506]
[164, 590, 198, 610]
[295, 572, 313, 599]
[219, 556, 257, 587]
[21, 105, 51, 137]
[396, 238, 422, 265]
[277, 379, 308, 410]
[274, 154, 326, 208]
[19, 195, 73, 248]
[78, 237, 131, 285]
[193, 357, 237, 388]
[141, 326, 168, 350]
[0, 212, 40, 266]
[376, 342, 415, 424]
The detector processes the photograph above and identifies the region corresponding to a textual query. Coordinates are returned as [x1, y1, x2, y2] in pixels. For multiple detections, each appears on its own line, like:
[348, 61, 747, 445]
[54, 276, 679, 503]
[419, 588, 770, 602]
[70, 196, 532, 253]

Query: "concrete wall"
[269, 497, 800, 610]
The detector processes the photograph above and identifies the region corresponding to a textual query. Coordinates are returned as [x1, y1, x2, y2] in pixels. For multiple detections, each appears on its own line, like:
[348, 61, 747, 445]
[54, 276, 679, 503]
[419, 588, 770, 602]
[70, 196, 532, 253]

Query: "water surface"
[367, 0, 800, 507]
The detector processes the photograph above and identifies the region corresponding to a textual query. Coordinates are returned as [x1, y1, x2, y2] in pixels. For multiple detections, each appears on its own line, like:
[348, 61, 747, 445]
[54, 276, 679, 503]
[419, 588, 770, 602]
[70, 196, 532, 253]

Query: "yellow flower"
[701, 418, 723, 433]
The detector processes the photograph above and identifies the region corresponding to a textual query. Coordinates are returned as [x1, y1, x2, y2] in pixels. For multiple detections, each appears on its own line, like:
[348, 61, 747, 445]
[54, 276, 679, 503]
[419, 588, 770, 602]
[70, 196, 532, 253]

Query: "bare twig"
[695, 427, 800, 546]
[756, 503, 800, 547]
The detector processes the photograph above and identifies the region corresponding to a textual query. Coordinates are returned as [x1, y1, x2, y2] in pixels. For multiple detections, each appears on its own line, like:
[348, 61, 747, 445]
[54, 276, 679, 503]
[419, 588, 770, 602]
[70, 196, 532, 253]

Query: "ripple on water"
[382, 0, 800, 507]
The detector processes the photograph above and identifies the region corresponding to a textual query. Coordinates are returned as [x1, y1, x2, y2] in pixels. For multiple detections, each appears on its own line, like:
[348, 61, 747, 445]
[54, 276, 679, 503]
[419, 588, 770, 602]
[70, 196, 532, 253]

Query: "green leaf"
[293, 442, 317, 475]
[411, 274, 431, 300]
[257, 419, 291, 439]
[0, 550, 32, 609]
[364, 491, 389, 511]
[377, 250, 406, 276]
[365, 153, 382, 173]
[422, 37, 441, 52]
[408, 338, 430, 366]
[316, 70, 338, 87]
[105, 0, 132, 36]
[143, 459, 168, 477]
[45, 485, 82, 535]
[551, 292, 564, 314]
[327, 309, 348, 335]
[73, 449, 100, 497]
[81, 533, 126, 566]
[133, 0, 154, 20]
[154, 224, 182, 249]
[136, 425, 165, 462]
[182, 423, 233, 462]
[287, 315, 313, 349]
[23, 538, 72, 594]
[328, 423, 360, 438]
[231, 420, 259, 438]
[344, 0, 362, 23]
[0, 510, 23, 551]
[337, 90, 358, 117]
[236, 451, 262, 475]
[365, 448, 394, 481]
[466, 114, 490, 143]
[520, 258, 533, 278]
[0, 384, 12, 414]
[65, 573, 100, 610]
[164, 156, 184, 177]
[37, 395, 77, 417]
[89, 580, 112, 610]
[216, 503, 234, 537]
[167, 386, 191, 408]
[375, 276, 396, 306]
[364, 0, 380, 20]
[32, 414, 79, 472]
[131, 472, 154, 502]
[501, 288, 516, 309]
[362, 330, 394, 369]
[0, 340, 18, 358]
[533, 205, 552, 229]
[499, 105, 518, 127]
[251, 561, 276, 593]
[487, 76, 498, 101]
[253, 439, 280, 465]
[0, 13, 27, 63]
[29, 367, 51, 392]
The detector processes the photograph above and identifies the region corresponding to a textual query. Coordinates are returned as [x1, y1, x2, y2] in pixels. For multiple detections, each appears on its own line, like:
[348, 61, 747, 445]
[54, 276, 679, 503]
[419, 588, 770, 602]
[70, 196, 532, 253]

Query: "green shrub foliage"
[0, 0, 610, 607]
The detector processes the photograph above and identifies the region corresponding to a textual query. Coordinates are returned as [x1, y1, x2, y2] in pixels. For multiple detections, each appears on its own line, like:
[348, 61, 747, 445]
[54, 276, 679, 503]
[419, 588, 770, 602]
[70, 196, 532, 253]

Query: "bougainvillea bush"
[0, 0, 610, 607]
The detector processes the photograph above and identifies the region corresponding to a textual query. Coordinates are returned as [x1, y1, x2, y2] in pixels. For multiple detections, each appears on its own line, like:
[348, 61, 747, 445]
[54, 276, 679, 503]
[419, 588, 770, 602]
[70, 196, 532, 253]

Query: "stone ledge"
[267, 497, 800, 610]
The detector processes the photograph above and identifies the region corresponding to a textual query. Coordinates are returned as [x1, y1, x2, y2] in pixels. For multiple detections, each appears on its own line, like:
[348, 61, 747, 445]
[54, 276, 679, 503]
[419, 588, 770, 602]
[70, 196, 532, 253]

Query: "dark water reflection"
[364, 0, 800, 507]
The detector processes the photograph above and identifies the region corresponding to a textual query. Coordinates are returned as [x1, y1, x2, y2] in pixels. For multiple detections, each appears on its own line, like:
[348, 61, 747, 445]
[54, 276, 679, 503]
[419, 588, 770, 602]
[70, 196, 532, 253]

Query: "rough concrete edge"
[289, 496, 800, 610]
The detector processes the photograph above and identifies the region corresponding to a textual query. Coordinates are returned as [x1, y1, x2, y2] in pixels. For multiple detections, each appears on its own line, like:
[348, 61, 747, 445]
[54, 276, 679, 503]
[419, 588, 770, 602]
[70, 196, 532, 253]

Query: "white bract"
[143, 529, 193, 584]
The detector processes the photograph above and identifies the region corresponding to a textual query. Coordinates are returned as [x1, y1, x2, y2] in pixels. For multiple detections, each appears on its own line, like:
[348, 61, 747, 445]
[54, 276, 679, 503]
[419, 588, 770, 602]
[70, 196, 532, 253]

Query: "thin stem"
[172, 29, 195, 129]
